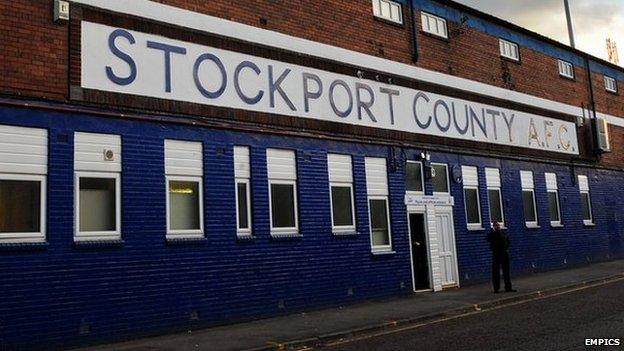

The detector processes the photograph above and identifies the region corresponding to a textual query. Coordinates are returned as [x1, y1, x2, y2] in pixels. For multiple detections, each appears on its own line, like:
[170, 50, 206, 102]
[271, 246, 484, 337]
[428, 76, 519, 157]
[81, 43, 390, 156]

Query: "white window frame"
[421, 11, 448, 39]
[165, 175, 204, 238]
[431, 163, 450, 195]
[74, 171, 121, 242]
[521, 171, 538, 228]
[0, 173, 47, 243]
[605, 76, 618, 93]
[329, 182, 356, 233]
[487, 187, 505, 227]
[462, 166, 482, 230]
[368, 195, 392, 253]
[405, 160, 425, 194]
[235, 177, 252, 236]
[545, 173, 562, 227]
[499, 38, 520, 61]
[558, 59, 574, 79]
[268, 179, 299, 235]
[578, 175, 593, 226]
[372, 0, 403, 24]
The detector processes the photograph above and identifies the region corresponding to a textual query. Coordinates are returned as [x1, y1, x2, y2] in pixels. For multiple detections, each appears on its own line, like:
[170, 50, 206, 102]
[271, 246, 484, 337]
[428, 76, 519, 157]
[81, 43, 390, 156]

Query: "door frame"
[435, 205, 460, 289]
[406, 207, 433, 292]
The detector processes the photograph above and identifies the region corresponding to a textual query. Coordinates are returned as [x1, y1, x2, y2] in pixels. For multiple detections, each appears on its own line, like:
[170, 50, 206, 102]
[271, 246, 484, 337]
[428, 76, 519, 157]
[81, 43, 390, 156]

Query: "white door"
[435, 210, 459, 287]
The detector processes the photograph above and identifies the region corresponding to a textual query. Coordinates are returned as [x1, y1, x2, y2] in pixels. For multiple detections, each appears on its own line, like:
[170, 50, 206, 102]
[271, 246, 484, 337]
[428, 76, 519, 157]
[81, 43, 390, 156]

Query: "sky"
[455, 0, 624, 66]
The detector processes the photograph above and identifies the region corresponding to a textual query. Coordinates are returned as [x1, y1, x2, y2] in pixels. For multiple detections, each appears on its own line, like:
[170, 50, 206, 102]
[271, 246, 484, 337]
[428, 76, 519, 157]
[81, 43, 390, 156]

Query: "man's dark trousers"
[492, 250, 512, 292]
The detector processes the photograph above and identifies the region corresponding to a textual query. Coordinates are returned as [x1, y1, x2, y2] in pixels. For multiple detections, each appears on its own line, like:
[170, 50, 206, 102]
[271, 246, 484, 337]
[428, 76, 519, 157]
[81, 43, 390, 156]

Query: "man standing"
[486, 221, 516, 293]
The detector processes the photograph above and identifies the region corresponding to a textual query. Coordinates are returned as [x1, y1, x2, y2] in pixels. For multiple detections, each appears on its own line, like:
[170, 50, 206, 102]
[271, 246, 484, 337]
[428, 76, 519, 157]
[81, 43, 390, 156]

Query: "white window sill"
[583, 221, 596, 227]
[371, 249, 396, 256]
[525, 224, 540, 229]
[270, 232, 302, 239]
[550, 223, 564, 228]
[467, 225, 484, 231]
[236, 233, 255, 240]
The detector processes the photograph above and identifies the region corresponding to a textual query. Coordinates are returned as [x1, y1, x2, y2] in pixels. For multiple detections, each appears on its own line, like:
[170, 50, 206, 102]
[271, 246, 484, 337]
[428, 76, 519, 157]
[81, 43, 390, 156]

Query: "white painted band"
[69, 0, 624, 127]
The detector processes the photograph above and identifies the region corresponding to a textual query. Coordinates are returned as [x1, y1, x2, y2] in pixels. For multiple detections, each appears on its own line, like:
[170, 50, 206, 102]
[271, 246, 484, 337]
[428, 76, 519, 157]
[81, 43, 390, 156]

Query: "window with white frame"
[520, 170, 538, 227]
[462, 166, 482, 228]
[164, 140, 204, 239]
[405, 161, 424, 193]
[372, 0, 403, 24]
[605, 76, 618, 93]
[558, 60, 574, 79]
[578, 175, 593, 225]
[499, 39, 520, 61]
[485, 168, 504, 227]
[432, 163, 450, 194]
[0, 125, 47, 243]
[545, 173, 562, 226]
[267, 149, 298, 235]
[234, 146, 252, 236]
[366, 157, 392, 252]
[421, 11, 448, 39]
[74, 132, 122, 241]
[328, 154, 356, 233]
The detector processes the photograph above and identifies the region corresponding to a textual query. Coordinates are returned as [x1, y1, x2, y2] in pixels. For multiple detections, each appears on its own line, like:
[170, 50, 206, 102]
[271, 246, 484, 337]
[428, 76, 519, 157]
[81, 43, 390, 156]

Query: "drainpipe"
[584, 55, 598, 157]
[409, 0, 419, 62]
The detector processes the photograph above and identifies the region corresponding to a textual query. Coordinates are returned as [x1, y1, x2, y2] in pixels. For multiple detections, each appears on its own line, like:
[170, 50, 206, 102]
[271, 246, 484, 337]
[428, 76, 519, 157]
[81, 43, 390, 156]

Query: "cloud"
[454, 0, 624, 65]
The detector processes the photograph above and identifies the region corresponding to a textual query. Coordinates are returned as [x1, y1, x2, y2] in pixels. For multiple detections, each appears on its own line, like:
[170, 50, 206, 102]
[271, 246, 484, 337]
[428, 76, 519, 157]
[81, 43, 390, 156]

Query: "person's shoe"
[505, 289, 517, 293]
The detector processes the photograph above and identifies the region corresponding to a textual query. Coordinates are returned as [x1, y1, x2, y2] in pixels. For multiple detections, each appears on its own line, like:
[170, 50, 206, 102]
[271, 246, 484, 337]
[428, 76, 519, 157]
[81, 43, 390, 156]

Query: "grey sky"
[454, 0, 624, 66]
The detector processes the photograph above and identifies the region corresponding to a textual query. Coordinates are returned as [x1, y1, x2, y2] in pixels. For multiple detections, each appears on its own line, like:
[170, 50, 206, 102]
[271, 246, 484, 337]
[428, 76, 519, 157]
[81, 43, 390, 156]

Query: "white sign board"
[81, 22, 579, 155]
[405, 195, 455, 206]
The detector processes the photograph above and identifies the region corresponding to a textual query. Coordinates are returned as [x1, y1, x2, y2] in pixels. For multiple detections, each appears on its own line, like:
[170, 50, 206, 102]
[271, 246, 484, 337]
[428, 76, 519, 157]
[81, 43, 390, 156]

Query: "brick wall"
[0, 0, 622, 161]
[0, 105, 622, 349]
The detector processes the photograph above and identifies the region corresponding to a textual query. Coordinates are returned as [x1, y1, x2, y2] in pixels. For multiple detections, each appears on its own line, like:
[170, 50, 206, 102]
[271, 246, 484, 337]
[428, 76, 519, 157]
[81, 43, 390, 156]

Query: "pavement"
[72, 259, 624, 351]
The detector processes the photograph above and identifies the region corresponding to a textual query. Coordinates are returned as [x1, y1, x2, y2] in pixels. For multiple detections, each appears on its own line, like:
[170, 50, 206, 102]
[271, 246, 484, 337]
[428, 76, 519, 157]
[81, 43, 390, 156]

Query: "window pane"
[271, 183, 296, 228]
[331, 186, 354, 227]
[432, 165, 448, 193]
[406, 162, 423, 192]
[369, 199, 389, 246]
[464, 188, 481, 224]
[237, 182, 249, 230]
[169, 181, 200, 231]
[488, 189, 504, 223]
[548, 192, 560, 222]
[581, 193, 592, 221]
[522, 190, 536, 222]
[80, 178, 116, 232]
[0, 180, 41, 233]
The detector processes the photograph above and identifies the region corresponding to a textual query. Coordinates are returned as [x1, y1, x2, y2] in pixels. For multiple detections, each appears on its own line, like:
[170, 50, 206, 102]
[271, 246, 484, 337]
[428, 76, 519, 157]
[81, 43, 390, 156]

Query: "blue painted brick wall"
[0, 106, 622, 349]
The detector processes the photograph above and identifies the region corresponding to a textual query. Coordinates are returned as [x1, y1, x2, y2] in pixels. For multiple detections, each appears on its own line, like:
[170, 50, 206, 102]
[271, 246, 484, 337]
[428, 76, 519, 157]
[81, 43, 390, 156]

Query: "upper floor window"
[372, 0, 403, 24]
[605, 76, 618, 93]
[558, 60, 574, 79]
[328, 154, 356, 233]
[405, 161, 424, 193]
[499, 39, 520, 61]
[0, 125, 47, 244]
[165, 139, 204, 239]
[74, 132, 122, 242]
[421, 12, 448, 39]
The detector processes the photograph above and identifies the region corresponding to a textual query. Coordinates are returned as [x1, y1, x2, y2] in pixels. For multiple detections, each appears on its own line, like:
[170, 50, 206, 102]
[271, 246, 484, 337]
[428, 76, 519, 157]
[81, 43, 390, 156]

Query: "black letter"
[106, 29, 137, 86]
[146, 41, 187, 93]
[302, 73, 323, 113]
[234, 61, 264, 105]
[413, 92, 432, 129]
[268, 65, 296, 111]
[380, 87, 400, 125]
[193, 53, 227, 99]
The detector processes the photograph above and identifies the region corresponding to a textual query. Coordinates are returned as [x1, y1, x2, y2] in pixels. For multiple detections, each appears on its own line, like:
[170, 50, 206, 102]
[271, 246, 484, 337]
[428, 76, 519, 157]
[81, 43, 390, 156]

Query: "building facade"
[1, 0, 623, 349]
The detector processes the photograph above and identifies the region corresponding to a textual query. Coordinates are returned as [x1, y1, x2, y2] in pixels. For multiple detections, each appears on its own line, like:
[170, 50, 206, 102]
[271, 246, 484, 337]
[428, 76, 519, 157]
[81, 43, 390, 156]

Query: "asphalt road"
[324, 280, 624, 351]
